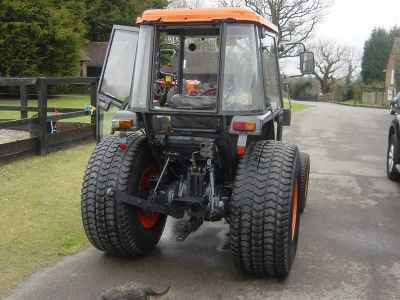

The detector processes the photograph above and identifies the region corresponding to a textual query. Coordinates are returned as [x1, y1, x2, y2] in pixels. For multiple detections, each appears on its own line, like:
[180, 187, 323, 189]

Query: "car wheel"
[387, 134, 400, 181]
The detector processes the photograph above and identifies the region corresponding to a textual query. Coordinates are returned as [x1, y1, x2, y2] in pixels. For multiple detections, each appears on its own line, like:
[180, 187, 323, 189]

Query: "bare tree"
[216, 0, 332, 57]
[218, 0, 241, 6]
[313, 40, 349, 94]
[344, 47, 360, 84]
[168, 0, 202, 8]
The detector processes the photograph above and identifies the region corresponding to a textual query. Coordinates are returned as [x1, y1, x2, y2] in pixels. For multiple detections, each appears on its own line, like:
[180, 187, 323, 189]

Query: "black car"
[390, 92, 400, 115]
[387, 114, 400, 181]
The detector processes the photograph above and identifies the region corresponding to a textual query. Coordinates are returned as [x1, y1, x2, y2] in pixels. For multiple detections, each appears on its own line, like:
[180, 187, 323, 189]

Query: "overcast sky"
[194, 0, 399, 51]
[316, 0, 400, 51]
[189, 0, 400, 73]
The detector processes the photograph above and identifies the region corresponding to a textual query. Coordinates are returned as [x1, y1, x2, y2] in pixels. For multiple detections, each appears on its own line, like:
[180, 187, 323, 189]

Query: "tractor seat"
[169, 94, 215, 110]
[169, 94, 218, 130]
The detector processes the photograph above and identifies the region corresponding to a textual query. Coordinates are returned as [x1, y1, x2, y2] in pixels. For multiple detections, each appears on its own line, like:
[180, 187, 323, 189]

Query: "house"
[80, 42, 108, 77]
[385, 37, 400, 101]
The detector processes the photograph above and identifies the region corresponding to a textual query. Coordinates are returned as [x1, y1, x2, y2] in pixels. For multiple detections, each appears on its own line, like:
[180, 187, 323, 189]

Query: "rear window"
[150, 25, 220, 112]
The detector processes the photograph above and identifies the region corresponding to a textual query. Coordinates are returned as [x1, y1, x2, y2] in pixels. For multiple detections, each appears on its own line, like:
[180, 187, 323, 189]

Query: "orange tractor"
[82, 7, 314, 277]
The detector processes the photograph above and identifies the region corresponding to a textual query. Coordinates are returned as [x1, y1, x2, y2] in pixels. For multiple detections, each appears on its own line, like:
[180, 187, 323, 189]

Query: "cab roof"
[136, 7, 278, 33]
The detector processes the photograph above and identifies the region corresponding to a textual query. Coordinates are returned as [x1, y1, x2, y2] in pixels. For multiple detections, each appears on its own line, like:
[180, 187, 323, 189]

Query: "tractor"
[81, 7, 314, 277]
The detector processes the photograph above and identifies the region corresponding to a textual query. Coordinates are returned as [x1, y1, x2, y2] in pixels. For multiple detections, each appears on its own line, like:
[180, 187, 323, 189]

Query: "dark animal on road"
[101, 284, 171, 300]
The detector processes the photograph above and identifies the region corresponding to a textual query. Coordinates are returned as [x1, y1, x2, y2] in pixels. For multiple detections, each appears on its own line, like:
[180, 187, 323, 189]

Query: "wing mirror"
[300, 51, 315, 75]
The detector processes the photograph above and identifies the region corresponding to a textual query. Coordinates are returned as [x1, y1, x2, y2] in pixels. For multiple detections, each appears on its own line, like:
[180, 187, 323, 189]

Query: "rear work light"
[232, 121, 256, 131]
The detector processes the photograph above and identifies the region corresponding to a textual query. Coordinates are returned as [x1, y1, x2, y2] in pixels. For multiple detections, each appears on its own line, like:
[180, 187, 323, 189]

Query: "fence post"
[20, 85, 28, 119]
[37, 78, 48, 155]
[90, 81, 98, 142]
[90, 81, 97, 125]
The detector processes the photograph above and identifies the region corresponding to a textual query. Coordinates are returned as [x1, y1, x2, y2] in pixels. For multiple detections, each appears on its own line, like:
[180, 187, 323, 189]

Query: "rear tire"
[387, 134, 400, 181]
[81, 133, 167, 257]
[299, 152, 310, 213]
[230, 140, 302, 277]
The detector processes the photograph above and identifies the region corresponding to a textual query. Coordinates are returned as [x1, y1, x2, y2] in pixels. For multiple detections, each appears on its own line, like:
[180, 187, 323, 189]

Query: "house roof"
[83, 42, 108, 67]
[136, 7, 278, 33]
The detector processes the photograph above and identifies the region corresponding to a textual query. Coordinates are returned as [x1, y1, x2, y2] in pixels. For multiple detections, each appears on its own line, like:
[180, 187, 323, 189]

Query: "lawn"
[0, 143, 95, 295]
[284, 99, 310, 112]
[0, 97, 309, 296]
[0, 95, 93, 123]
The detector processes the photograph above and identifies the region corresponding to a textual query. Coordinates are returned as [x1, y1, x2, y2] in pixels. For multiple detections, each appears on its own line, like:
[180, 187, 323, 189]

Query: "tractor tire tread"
[230, 140, 300, 277]
[81, 133, 163, 257]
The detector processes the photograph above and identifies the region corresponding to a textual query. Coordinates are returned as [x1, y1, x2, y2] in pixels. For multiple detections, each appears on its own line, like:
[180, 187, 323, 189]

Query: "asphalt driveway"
[6, 102, 400, 300]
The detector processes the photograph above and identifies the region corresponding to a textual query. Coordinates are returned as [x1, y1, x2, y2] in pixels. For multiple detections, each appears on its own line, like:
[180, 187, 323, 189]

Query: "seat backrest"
[169, 94, 217, 130]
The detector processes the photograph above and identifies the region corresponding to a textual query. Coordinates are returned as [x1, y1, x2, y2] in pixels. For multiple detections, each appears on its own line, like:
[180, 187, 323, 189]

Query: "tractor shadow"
[93, 220, 290, 299]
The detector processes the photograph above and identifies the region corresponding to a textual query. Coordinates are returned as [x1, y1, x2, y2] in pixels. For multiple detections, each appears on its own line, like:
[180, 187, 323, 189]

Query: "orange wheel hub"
[305, 172, 309, 197]
[137, 165, 159, 229]
[291, 180, 299, 240]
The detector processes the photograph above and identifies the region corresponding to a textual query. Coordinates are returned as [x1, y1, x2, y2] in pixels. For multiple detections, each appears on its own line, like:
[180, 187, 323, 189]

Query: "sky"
[316, 0, 400, 51]
[187, 0, 400, 74]
[277, 0, 400, 75]
[196, 0, 400, 51]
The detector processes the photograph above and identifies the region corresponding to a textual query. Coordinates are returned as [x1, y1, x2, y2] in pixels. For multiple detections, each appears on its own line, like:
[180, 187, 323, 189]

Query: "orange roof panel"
[136, 7, 278, 33]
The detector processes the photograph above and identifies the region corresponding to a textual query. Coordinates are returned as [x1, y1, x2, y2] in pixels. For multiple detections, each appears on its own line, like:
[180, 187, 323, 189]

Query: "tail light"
[112, 119, 134, 130]
[112, 111, 138, 131]
[232, 121, 256, 131]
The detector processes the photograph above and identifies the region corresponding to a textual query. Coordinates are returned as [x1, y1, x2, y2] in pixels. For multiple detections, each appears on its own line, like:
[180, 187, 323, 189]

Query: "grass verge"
[0, 143, 95, 295]
[284, 99, 310, 112]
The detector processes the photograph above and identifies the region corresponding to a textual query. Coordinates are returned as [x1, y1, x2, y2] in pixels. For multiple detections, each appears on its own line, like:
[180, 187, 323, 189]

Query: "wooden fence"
[362, 91, 385, 106]
[0, 77, 98, 159]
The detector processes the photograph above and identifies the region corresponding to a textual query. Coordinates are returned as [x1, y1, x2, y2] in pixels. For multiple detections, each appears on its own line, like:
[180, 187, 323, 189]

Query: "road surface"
[7, 102, 400, 300]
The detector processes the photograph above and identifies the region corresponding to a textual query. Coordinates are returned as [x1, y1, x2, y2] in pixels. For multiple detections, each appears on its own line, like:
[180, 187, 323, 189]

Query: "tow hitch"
[106, 188, 184, 219]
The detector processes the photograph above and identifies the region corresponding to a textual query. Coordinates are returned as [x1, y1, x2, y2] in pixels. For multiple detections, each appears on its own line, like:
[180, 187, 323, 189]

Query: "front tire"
[230, 140, 302, 277]
[387, 134, 400, 181]
[81, 133, 166, 257]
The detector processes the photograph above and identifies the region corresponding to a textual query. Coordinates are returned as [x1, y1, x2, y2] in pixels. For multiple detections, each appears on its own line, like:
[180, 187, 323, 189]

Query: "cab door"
[260, 30, 283, 112]
[260, 29, 285, 139]
[97, 25, 139, 142]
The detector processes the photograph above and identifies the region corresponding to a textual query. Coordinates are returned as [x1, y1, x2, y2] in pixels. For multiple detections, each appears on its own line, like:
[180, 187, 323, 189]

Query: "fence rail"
[0, 77, 98, 159]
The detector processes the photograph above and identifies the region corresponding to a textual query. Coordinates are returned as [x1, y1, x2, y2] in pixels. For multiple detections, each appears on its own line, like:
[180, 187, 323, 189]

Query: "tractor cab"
[96, 7, 314, 140]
